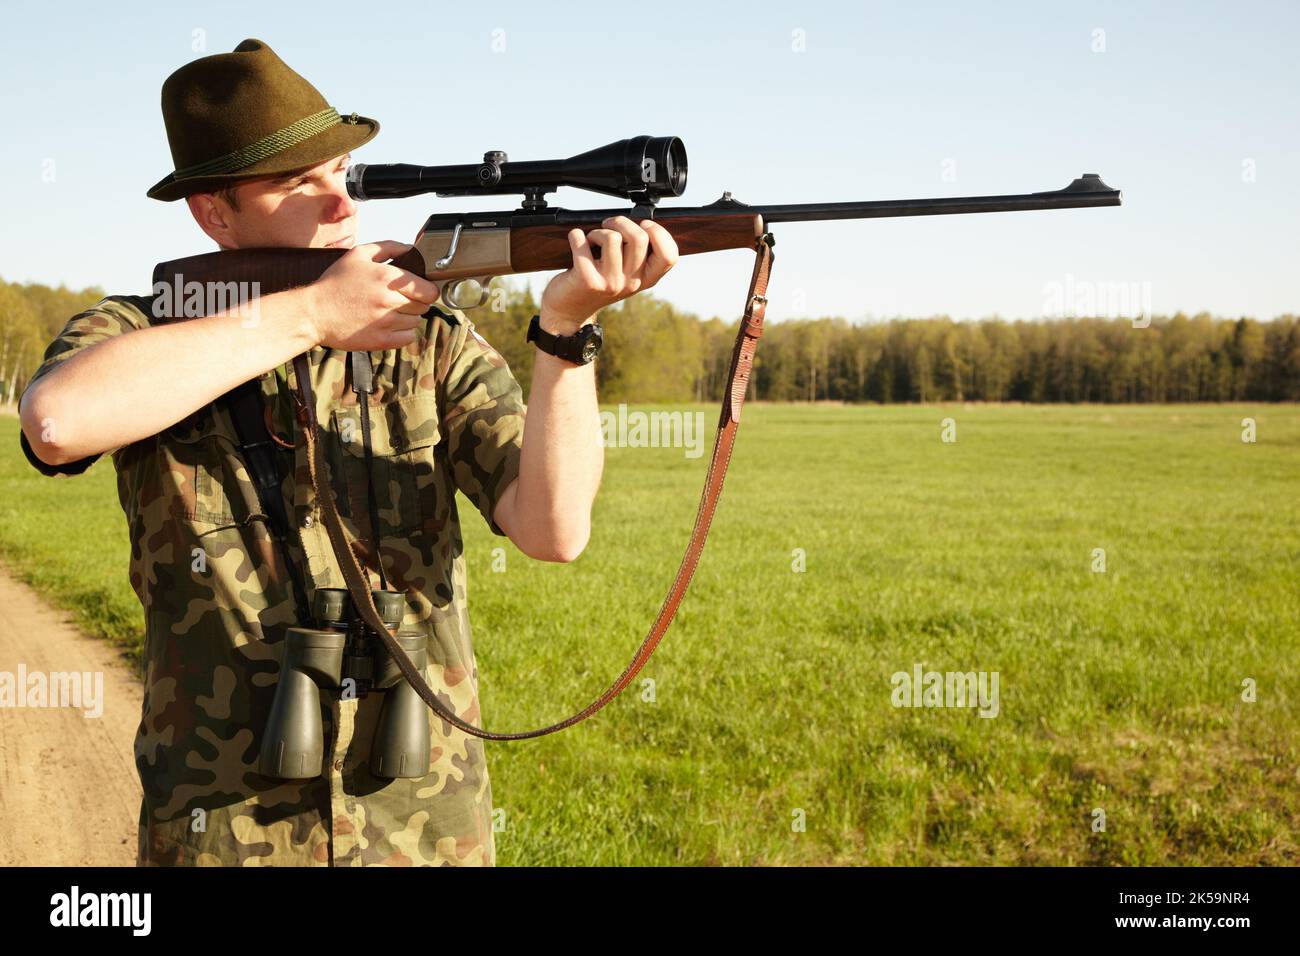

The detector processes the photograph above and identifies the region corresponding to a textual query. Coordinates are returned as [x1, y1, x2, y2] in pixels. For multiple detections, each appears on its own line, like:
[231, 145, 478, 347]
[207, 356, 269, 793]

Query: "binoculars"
[259, 587, 431, 780]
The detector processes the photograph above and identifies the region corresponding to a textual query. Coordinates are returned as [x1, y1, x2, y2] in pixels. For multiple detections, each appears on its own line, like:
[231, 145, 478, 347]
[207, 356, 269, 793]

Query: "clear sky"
[1, 0, 1296, 323]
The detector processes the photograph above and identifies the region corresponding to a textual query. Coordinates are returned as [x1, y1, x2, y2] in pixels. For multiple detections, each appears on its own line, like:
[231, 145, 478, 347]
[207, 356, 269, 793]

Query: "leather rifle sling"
[290, 233, 775, 740]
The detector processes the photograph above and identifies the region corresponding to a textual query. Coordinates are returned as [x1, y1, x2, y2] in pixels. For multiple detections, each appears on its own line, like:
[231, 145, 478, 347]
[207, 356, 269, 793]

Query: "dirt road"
[0, 561, 140, 866]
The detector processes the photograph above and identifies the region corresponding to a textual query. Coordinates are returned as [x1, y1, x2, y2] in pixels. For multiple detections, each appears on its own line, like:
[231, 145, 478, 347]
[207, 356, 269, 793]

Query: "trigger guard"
[441, 278, 491, 311]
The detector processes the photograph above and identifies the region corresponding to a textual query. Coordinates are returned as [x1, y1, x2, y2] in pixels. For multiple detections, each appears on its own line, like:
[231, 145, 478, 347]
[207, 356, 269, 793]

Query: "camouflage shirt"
[19, 294, 526, 866]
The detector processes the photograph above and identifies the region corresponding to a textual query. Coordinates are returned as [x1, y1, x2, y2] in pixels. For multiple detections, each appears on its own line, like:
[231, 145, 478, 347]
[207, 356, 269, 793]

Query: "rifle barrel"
[652, 174, 1121, 224]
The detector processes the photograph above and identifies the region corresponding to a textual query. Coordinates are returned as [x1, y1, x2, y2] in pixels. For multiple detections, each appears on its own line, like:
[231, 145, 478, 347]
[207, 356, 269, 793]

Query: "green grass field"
[2, 404, 1296, 865]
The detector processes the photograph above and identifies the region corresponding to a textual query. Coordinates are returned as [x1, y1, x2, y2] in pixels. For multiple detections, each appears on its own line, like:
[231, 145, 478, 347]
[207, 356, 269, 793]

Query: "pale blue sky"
[1, 0, 1296, 323]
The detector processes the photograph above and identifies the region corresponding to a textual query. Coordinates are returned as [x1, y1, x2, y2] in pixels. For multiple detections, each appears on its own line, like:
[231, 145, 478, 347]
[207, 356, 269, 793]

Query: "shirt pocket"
[160, 404, 241, 529]
[329, 394, 443, 540]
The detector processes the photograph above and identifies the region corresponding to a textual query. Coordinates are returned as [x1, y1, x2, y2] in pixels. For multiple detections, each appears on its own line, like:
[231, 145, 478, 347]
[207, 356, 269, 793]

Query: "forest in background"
[2, 276, 1298, 406]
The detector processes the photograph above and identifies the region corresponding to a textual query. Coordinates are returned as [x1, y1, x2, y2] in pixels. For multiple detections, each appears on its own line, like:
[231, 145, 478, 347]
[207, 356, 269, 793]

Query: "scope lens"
[642, 136, 687, 197]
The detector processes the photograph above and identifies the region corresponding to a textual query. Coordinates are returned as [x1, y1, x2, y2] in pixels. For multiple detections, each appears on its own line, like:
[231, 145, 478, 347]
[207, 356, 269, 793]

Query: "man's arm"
[21, 241, 437, 468]
[491, 343, 603, 563]
[21, 289, 316, 466]
[492, 217, 678, 562]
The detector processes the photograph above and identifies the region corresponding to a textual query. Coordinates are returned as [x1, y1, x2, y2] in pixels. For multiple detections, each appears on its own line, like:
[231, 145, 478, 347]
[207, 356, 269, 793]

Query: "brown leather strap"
[292, 233, 775, 739]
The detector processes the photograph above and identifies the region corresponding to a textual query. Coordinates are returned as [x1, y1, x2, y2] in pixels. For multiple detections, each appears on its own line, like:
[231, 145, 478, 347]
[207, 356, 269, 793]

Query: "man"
[17, 38, 677, 866]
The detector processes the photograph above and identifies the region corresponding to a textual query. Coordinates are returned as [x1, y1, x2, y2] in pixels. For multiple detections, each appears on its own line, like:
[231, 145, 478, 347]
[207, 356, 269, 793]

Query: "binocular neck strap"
[290, 232, 775, 741]
[349, 350, 389, 592]
[222, 380, 313, 627]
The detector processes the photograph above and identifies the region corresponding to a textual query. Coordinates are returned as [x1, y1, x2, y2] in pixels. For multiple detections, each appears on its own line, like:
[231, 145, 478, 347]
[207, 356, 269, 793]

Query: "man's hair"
[213, 184, 242, 212]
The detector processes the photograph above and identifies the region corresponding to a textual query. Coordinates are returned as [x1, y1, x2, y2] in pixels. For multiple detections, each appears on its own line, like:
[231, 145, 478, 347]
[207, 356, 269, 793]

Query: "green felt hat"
[147, 38, 378, 202]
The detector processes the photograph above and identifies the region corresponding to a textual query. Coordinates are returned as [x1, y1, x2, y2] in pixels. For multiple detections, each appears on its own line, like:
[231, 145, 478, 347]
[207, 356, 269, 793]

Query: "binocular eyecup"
[259, 588, 432, 780]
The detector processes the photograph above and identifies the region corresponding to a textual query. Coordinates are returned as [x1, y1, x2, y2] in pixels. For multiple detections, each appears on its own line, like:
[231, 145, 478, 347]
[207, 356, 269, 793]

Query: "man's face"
[189, 152, 357, 250]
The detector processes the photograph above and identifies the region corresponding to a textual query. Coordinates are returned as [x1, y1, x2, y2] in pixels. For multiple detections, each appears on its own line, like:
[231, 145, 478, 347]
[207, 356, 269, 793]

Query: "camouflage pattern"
[19, 294, 526, 866]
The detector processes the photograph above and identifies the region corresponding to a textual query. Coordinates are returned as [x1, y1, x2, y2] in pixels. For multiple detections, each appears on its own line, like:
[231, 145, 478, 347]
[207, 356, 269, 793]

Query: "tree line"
[475, 283, 1300, 404]
[3, 276, 1297, 407]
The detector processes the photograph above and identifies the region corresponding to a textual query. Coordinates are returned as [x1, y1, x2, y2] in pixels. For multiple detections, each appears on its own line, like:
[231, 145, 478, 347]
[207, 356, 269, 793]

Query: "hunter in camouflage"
[17, 37, 677, 866]
[21, 295, 523, 865]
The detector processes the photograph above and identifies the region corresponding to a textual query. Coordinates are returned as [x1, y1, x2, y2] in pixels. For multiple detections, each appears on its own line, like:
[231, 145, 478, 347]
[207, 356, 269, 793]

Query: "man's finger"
[602, 216, 648, 285]
[567, 228, 604, 286]
[639, 219, 680, 287]
[386, 268, 440, 305]
[355, 240, 414, 262]
[587, 228, 624, 289]
[394, 299, 432, 317]
[380, 328, 420, 348]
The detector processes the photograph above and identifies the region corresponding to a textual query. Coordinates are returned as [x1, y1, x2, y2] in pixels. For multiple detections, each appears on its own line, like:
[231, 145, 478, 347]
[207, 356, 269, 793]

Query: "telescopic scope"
[346, 135, 687, 207]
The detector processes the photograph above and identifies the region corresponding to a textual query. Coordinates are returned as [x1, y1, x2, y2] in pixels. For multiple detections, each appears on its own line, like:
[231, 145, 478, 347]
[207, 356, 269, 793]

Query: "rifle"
[156, 134, 1121, 310]
[152, 136, 1121, 743]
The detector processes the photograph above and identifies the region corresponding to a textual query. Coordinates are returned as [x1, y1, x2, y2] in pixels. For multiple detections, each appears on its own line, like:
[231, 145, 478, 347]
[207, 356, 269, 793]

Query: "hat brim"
[146, 115, 379, 201]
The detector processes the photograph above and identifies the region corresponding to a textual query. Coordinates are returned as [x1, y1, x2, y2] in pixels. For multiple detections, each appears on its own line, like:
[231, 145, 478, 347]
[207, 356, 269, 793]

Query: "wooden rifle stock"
[151, 214, 764, 309]
[152, 247, 346, 308]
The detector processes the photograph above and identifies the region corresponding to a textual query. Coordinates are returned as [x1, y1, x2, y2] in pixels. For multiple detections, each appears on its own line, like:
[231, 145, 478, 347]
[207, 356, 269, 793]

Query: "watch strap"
[527, 314, 600, 365]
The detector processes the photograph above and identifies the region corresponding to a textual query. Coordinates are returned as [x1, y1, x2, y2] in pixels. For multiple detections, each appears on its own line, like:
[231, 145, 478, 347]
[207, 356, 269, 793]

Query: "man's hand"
[539, 217, 680, 334]
[304, 240, 440, 350]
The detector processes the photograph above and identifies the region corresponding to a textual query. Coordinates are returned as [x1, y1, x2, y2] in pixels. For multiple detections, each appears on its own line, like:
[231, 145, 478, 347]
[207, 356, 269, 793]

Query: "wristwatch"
[527, 314, 604, 365]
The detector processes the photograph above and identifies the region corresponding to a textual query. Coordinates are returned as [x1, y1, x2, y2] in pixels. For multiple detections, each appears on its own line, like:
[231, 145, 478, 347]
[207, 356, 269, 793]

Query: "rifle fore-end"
[507, 214, 764, 272]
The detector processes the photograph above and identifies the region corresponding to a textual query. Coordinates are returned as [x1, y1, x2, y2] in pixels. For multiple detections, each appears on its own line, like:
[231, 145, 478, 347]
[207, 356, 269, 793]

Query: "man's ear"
[186, 192, 234, 247]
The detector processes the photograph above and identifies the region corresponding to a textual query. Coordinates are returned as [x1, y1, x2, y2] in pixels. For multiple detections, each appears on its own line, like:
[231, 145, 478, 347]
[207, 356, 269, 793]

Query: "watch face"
[581, 325, 603, 362]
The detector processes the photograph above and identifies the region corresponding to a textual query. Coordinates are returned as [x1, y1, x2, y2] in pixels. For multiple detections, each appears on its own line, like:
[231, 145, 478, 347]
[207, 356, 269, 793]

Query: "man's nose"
[324, 179, 357, 220]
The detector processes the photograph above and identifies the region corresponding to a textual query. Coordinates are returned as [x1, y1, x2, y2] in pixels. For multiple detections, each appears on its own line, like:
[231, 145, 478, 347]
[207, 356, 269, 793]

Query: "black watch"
[526, 314, 604, 365]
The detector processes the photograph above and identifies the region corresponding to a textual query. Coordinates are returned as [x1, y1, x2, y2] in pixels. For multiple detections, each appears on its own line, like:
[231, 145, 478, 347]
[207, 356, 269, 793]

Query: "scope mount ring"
[521, 187, 554, 211]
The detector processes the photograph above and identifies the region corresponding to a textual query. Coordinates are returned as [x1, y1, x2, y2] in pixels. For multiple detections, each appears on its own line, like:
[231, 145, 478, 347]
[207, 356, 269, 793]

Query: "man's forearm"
[500, 315, 604, 562]
[21, 289, 318, 464]
[492, 215, 675, 559]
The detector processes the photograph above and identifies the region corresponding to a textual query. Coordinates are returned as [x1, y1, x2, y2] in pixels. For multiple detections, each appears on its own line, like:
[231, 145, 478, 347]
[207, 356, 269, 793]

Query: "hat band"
[170, 107, 360, 181]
